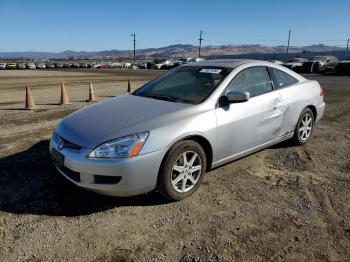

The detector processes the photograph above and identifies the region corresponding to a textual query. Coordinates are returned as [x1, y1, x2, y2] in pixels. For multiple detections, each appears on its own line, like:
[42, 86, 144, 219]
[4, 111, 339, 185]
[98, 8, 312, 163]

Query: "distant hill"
[0, 44, 345, 60]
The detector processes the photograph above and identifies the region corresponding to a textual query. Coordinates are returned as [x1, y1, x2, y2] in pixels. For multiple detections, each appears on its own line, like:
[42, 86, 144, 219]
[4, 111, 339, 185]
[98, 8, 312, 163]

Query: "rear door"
[215, 66, 285, 161]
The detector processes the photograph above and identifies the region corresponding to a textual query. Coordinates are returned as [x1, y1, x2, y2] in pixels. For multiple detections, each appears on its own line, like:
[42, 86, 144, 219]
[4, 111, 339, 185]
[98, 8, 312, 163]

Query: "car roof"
[183, 58, 307, 82]
[182, 59, 255, 69]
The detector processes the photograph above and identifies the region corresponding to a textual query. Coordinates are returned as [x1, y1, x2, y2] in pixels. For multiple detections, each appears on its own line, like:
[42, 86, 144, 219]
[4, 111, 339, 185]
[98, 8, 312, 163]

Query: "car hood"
[56, 94, 193, 148]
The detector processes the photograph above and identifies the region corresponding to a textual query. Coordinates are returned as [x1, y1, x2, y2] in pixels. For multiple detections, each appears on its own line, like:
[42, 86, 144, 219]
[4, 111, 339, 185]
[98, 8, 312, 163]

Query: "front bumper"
[49, 138, 164, 197]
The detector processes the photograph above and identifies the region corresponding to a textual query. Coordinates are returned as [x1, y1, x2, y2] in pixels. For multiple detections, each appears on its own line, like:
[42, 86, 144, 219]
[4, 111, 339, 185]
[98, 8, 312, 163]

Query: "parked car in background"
[100, 63, 111, 69]
[135, 62, 147, 69]
[146, 62, 155, 69]
[154, 59, 173, 69]
[46, 64, 55, 69]
[80, 63, 89, 68]
[63, 63, 72, 68]
[17, 63, 26, 69]
[111, 62, 123, 68]
[335, 60, 350, 75]
[181, 58, 192, 64]
[50, 59, 325, 200]
[283, 58, 308, 72]
[268, 60, 284, 65]
[173, 58, 191, 67]
[6, 63, 17, 69]
[188, 57, 206, 63]
[93, 63, 102, 69]
[123, 62, 132, 69]
[72, 63, 80, 68]
[36, 63, 46, 69]
[0, 63, 7, 69]
[26, 63, 36, 69]
[54, 62, 64, 68]
[302, 56, 339, 73]
[152, 59, 165, 69]
[101, 61, 113, 68]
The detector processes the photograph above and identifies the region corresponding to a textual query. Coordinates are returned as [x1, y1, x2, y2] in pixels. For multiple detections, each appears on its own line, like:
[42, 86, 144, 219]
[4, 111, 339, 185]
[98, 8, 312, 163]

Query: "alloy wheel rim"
[171, 151, 202, 193]
[299, 113, 313, 141]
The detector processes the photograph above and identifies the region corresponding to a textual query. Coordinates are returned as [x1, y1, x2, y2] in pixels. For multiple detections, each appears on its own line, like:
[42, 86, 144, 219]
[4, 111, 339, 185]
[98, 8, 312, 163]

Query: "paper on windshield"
[200, 68, 222, 74]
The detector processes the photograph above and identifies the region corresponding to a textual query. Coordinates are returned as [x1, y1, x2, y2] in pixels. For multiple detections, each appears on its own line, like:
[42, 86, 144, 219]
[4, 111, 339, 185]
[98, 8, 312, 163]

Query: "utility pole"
[347, 38, 349, 53]
[198, 30, 203, 58]
[131, 33, 136, 63]
[286, 29, 291, 54]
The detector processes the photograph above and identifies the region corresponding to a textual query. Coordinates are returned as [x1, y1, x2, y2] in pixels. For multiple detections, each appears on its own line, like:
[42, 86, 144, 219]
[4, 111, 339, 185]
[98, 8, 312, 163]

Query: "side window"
[271, 68, 298, 88]
[226, 67, 273, 97]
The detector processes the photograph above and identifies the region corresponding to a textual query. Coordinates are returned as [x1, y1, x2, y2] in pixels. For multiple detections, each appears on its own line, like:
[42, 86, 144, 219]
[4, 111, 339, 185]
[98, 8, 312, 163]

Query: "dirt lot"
[0, 69, 349, 261]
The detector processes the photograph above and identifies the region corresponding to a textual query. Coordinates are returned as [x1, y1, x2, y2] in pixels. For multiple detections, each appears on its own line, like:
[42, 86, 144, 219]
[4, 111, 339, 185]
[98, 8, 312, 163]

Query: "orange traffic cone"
[60, 82, 70, 105]
[127, 79, 132, 92]
[25, 85, 36, 110]
[88, 81, 96, 102]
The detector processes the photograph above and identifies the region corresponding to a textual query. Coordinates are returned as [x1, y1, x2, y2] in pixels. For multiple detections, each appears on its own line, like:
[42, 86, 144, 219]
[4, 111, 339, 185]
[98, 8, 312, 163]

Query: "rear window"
[271, 68, 298, 88]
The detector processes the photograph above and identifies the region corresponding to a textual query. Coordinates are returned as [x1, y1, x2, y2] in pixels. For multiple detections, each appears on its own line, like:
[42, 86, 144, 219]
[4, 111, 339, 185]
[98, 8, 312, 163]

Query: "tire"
[157, 140, 207, 201]
[291, 108, 315, 146]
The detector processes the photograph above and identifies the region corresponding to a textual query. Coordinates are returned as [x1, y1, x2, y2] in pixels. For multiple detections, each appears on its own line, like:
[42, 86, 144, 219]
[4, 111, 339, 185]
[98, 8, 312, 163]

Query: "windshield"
[133, 66, 231, 104]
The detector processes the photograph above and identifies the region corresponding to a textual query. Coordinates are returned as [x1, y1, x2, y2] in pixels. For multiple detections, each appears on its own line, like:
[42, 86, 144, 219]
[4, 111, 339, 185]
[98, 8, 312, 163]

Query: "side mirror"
[227, 91, 250, 103]
[218, 91, 250, 107]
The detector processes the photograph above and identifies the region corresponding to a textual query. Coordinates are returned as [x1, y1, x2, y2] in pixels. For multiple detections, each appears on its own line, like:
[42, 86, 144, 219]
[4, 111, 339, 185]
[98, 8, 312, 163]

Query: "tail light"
[320, 85, 324, 96]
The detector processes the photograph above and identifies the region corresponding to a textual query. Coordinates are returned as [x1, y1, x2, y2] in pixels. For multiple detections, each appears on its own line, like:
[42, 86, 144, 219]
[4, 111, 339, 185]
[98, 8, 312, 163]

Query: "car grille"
[52, 132, 82, 150]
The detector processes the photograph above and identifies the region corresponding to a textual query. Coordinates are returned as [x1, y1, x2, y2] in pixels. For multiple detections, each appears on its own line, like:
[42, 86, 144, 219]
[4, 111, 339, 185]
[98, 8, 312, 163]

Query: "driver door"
[215, 66, 285, 161]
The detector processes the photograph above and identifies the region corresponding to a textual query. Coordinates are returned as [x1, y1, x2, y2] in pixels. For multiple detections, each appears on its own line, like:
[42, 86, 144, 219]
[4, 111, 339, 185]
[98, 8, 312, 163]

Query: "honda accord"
[50, 59, 325, 200]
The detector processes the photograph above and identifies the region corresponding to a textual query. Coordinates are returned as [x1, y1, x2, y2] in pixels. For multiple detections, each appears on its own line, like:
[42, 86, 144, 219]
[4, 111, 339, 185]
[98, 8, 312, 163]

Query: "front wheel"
[291, 108, 314, 145]
[157, 140, 206, 201]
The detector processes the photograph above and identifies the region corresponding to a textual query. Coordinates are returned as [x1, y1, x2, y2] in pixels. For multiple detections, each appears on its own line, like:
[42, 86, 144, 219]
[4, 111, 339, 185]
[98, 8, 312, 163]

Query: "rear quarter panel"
[278, 80, 322, 135]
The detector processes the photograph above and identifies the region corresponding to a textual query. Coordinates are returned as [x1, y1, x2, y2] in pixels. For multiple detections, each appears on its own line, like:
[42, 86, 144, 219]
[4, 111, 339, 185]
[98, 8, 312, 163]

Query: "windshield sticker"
[200, 68, 222, 74]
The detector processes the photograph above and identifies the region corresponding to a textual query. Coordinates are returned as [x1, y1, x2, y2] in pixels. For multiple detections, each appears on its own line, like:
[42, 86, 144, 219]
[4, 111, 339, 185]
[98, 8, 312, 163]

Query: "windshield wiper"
[173, 97, 196, 104]
[142, 94, 177, 102]
[134, 93, 195, 104]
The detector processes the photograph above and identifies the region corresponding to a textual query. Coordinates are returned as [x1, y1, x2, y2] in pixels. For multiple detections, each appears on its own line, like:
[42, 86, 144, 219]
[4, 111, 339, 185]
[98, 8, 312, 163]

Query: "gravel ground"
[0, 70, 349, 261]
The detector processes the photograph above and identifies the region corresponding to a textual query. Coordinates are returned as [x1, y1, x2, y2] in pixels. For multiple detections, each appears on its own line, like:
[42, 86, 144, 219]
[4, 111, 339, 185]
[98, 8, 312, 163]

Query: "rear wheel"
[157, 140, 206, 201]
[291, 108, 314, 145]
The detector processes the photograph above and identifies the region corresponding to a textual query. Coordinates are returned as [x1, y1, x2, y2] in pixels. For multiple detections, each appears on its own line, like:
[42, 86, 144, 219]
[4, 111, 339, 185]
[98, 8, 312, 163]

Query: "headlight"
[88, 132, 149, 159]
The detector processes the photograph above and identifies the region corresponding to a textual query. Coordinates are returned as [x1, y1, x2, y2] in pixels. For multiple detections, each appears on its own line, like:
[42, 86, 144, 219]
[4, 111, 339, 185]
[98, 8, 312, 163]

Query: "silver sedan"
[50, 59, 325, 200]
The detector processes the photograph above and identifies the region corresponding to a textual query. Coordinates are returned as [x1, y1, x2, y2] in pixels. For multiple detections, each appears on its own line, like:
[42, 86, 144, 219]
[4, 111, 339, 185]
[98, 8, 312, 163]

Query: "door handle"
[272, 102, 284, 110]
[271, 103, 282, 110]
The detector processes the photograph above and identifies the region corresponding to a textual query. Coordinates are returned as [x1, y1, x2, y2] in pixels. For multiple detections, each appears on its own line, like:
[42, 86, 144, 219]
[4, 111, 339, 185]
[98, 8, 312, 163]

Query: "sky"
[0, 0, 349, 52]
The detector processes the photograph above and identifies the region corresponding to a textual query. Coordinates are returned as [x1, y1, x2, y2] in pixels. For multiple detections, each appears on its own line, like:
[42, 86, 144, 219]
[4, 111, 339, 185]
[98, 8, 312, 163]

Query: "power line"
[198, 30, 203, 57]
[286, 29, 291, 54]
[131, 33, 136, 63]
